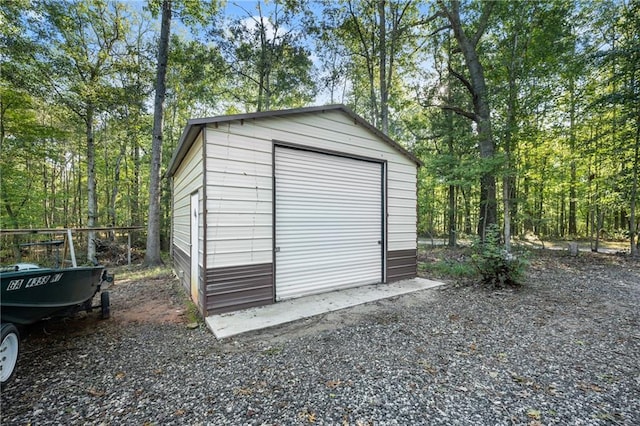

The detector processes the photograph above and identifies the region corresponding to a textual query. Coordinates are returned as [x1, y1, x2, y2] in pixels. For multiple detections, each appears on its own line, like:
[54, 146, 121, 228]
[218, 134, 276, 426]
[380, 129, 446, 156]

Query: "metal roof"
[166, 104, 421, 177]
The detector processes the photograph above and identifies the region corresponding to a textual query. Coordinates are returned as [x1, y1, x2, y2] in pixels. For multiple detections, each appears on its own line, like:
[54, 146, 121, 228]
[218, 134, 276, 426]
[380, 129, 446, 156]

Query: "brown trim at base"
[387, 249, 417, 282]
[172, 246, 190, 291]
[206, 263, 274, 314]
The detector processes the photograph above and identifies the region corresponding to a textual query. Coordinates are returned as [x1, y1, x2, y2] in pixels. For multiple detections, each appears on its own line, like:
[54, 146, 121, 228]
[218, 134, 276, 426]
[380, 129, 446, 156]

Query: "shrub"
[471, 226, 528, 287]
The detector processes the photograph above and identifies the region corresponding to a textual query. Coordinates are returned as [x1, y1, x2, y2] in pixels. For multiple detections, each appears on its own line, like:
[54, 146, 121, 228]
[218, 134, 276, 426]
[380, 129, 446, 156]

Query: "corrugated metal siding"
[171, 133, 203, 299]
[205, 110, 416, 256]
[173, 246, 190, 291]
[387, 249, 417, 282]
[204, 127, 273, 268]
[172, 134, 203, 256]
[206, 263, 274, 314]
[275, 147, 382, 300]
[188, 109, 417, 314]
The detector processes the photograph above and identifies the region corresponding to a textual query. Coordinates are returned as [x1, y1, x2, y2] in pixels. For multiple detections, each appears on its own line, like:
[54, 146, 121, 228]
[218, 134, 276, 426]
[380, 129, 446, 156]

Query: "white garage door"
[275, 146, 383, 300]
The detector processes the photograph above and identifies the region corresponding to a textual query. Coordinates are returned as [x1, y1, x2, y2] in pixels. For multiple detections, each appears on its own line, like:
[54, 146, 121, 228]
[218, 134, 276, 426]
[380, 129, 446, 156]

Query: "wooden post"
[128, 232, 132, 266]
[67, 229, 77, 267]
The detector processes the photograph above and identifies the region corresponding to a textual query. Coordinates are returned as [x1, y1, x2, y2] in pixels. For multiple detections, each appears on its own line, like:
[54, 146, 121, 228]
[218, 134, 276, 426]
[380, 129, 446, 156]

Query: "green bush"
[420, 258, 476, 278]
[471, 226, 528, 287]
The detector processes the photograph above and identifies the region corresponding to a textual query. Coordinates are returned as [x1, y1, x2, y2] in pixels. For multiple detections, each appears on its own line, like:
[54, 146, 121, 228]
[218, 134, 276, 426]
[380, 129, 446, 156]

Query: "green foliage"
[419, 257, 476, 279]
[1, 0, 639, 259]
[471, 226, 528, 288]
[211, 1, 316, 112]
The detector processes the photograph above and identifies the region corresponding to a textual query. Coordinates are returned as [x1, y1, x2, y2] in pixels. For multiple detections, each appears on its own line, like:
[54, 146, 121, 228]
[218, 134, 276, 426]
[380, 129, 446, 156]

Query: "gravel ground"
[2, 250, 639, 425]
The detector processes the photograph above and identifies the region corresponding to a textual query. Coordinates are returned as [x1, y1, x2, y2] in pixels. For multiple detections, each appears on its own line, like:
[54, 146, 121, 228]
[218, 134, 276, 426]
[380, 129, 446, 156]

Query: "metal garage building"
[166, 105, 420, 317]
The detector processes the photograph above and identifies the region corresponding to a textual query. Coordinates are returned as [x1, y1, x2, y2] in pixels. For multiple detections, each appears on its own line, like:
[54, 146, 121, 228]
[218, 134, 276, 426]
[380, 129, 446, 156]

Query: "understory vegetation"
[420, 241, 528, 288]
[2, 0, 638, 259]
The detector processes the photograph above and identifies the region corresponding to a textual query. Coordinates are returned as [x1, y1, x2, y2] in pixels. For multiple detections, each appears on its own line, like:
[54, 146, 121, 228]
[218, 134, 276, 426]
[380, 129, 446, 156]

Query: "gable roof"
[166, 104, 421, 177]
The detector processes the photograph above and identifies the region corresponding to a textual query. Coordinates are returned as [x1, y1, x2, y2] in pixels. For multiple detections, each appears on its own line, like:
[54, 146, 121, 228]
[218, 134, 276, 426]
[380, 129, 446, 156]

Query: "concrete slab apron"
[205, 277, 444, 339]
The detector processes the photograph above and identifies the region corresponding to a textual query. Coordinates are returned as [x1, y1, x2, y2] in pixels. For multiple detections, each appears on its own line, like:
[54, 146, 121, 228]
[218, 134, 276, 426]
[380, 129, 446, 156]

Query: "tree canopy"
[1, 0, 638, 259]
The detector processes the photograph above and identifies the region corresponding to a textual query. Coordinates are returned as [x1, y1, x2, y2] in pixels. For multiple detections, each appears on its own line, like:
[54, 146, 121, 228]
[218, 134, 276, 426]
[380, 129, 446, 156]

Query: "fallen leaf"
[298, 410, 316, 423]
[326, 379, 342, 388]
[527, 408, 541, 420]
[577, 382, 603, 392]
[233, 387, 253, 396]
[418, 360, 437, 375]
[489, 371, 499, 379]
[115, 372, 126, 380]
[87, 388, 105, 397]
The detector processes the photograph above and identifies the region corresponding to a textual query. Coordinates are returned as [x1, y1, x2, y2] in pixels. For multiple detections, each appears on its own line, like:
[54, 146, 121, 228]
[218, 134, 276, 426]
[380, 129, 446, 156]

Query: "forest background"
[1, 0, 638, 263]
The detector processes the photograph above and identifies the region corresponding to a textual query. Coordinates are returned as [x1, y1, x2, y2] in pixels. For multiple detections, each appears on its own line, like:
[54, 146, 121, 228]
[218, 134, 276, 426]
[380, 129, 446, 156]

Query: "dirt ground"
[20, 246, 638, 342]
[107, 270, 187, 325]
[4, 247, 638, 425]
[15, 267, 189, 347]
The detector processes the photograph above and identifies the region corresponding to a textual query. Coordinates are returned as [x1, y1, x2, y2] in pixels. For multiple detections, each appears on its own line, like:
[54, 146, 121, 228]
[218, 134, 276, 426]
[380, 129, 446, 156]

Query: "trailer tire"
[1, 323, 20, 386]
[100, 291, 111, 320]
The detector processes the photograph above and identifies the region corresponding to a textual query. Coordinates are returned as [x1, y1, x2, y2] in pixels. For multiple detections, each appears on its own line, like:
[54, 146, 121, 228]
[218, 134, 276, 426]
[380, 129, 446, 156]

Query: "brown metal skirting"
[172, 246, 190, 290]
[387, 249, 417, 282]
[206, 263, 274, 314]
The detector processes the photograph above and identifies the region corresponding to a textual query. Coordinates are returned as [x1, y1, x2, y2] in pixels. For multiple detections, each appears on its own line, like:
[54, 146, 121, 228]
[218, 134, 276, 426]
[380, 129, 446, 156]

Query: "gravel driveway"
[2, 250, 639, 425]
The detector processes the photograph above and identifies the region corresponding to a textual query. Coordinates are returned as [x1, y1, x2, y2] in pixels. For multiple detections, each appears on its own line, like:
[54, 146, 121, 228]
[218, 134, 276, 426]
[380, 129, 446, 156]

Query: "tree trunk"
[86, 107, 97, 264]
[440, 0, 497, 240]
[144, 0, 171, 267]
[132, 141, 140, 225]
[378, 0, 388, 134]
[568, 78, 578, 236]
[3, 197, 22, 260]
[108, 142, 126, 240]
[461, 186, 472, 235]
[448, 183, 456, 246]
[630, 109, 639, 257]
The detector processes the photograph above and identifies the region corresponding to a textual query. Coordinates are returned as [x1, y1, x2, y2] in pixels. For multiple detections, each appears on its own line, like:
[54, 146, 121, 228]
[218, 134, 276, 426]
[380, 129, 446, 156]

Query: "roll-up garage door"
[275, 146, 383, 300]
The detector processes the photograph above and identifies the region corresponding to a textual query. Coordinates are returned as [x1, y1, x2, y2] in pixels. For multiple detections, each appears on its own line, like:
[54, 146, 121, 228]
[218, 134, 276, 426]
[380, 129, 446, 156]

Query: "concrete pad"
[205, 277, 444, 339]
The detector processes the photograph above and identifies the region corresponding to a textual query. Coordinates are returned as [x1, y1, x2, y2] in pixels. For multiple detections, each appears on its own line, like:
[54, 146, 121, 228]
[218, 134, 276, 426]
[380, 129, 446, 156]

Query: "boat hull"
[0, 267, 105, 325]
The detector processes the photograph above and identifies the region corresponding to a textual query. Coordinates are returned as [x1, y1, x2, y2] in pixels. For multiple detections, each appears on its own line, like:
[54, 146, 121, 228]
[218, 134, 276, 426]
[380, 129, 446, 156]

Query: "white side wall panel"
[205, 128, 273, 268]
[275, 147, 382, 300]
[206, 111, 417, 254]
[201, 109, 416, 275]
[172, 133, 203, 256]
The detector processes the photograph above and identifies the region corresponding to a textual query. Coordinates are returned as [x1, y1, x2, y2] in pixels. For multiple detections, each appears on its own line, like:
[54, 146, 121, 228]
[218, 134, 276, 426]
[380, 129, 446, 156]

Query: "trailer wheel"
[100, 291, 111, 320]
[1, 323, 20, 386]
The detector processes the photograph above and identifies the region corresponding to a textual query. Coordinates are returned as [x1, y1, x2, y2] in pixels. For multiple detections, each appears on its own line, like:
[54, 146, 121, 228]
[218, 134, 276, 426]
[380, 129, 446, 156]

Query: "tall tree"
[595, 0, 640, 256]
[144, 0, 171, 266]
[25, 0, 131, 263]
[488, 0, 571, 248]
[212, 1, 315, 112]
[318, 0, 424, 134]
[436, 0, 496, 239]
[145, 0, 219, 264]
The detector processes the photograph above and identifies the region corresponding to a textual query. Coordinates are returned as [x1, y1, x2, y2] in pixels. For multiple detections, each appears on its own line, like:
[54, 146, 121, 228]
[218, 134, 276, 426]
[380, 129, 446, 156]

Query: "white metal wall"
[202, 109, 416, 271]
[173, 133, 203, 257]
[204, 127, 273, 268]
[274, 147, 383, 300]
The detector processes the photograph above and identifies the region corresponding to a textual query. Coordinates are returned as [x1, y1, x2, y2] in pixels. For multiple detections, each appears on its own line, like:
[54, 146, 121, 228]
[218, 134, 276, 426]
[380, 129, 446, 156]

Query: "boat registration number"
[6, 273, 64, 291]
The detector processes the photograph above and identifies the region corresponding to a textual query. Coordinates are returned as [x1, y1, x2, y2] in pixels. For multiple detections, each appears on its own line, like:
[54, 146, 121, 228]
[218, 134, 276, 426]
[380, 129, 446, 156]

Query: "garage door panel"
[275, 147, 383, 300]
